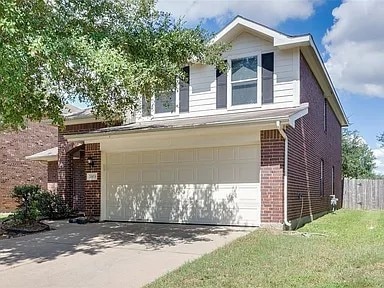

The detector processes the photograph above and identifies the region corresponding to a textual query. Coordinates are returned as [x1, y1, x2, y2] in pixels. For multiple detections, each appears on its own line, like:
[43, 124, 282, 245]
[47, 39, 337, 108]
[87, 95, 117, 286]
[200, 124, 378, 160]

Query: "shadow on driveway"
[0, 221, 247, 267]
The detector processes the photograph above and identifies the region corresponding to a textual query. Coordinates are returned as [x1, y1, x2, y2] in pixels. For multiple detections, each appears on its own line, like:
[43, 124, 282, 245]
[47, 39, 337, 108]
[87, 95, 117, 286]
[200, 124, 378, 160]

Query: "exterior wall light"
[87, 157, 94, 167]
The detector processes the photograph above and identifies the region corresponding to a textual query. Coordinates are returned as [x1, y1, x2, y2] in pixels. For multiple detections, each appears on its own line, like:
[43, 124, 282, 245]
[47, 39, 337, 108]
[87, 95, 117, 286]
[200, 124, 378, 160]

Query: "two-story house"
[27, 16, 348, 229]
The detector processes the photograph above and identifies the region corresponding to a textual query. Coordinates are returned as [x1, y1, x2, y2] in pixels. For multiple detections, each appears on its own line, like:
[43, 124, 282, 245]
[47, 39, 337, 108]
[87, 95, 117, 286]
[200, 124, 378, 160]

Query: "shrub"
[10, 185, 72, 223]
[36, 190, 72, 219]
[11, 185, 41, 224]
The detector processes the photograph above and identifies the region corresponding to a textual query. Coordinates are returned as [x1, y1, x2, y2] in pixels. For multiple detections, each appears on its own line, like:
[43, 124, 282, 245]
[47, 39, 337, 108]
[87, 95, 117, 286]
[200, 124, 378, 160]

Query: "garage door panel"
[177, 150, 194, 162]
[124, 169, 140, 182]
[238, 163, 260, 182]
[197, 148, 214, 161]
[125, 153, 139, 164]
[160, 169, 176, 182]
[196, 166, 215, 182]
[160, 150, 176, 163]
[238, 145, 258, 160]
[142, 170, 157, 182]
[177, 167, 195, 182]
[106, 145, 261, 226]
[218, 165, 236, 182]
[142, 151, 157, 164]
[108, 170, 125, 183]
[218, 147, 235, 160]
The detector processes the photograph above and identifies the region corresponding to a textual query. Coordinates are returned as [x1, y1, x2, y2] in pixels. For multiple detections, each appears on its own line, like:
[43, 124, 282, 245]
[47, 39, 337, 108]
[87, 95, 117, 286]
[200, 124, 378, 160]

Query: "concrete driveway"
[0, 221, 253, 288]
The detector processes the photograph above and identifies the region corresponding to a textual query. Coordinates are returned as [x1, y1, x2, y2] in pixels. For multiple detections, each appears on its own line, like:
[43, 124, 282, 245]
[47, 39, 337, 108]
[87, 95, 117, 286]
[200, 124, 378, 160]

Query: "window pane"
[155, 91, 176, 114]
[232, 81, 257, 105]
[232, 56, 257, 81]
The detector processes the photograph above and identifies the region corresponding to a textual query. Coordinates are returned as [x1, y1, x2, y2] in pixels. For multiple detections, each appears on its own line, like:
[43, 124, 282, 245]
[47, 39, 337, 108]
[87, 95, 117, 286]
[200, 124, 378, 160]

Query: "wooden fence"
[343, 178, 384, 210]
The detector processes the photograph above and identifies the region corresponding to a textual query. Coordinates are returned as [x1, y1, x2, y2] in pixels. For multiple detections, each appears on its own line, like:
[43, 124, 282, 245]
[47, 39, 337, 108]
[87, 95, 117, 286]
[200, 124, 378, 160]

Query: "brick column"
[57, 133, 74, 208]
[84, 143, 101, 218]
[260, 130, 285, 224]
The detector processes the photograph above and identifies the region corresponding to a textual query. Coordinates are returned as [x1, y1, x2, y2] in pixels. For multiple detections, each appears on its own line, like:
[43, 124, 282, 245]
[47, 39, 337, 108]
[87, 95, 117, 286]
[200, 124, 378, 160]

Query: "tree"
[378, 132, 384, 147]
[0, 0, 228, 129]
[342, 129, 376, 179]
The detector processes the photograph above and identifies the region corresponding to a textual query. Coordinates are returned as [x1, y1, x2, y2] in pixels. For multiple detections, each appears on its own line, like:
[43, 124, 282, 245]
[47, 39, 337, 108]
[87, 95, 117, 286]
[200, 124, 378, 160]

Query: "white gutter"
[276, 120, 292, 229]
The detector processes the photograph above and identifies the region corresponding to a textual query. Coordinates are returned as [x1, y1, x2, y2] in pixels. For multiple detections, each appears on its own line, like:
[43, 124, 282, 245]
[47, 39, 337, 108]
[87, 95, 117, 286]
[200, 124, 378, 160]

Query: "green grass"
[0, 213, 11, 221]
[147, 210, 384, 288]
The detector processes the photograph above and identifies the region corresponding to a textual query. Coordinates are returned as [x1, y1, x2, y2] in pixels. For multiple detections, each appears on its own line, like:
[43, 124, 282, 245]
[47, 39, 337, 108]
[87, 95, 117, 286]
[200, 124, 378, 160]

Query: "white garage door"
[105, 145, 261, 226]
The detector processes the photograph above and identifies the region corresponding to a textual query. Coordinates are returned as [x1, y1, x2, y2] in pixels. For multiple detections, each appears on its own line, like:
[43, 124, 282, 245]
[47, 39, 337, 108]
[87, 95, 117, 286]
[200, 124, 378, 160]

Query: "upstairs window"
[142, 66, 189, 116]
[231, 56, 258, 106]
[155, 91, 176, 114]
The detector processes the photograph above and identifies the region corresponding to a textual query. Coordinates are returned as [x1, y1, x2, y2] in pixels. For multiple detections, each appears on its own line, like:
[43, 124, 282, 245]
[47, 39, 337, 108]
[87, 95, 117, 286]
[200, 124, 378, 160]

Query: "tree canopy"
[0, 0, 228, 129]
[342, 129, 376, 179]
[378, 132, 384, 147]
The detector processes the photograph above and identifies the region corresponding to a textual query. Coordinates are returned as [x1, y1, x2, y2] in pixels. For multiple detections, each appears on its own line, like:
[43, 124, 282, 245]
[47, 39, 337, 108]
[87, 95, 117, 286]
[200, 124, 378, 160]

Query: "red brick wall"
[72, 154, 85, 212]
[0, 123, 57, 212]
[47, 161, 58, 192]
[260, 130, 285, 224]
[84, 143, 101, 217]
[57, 122, 107, 208]
[48, 161, 58, 183]
[286, 54, 342, 221]
[57, 122, 110, 216]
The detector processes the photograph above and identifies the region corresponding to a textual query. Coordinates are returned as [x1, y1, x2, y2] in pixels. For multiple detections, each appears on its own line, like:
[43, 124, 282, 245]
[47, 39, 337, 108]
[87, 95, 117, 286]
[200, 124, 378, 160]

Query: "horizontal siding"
[190, 64, 216, 113]
[189, 32, 298, 114]
[136, 31, 299, 121]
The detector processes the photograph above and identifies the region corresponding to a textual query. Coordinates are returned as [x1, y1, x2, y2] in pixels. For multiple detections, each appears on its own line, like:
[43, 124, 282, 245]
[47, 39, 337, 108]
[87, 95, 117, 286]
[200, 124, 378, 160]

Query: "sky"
[156, 0, 384, 174]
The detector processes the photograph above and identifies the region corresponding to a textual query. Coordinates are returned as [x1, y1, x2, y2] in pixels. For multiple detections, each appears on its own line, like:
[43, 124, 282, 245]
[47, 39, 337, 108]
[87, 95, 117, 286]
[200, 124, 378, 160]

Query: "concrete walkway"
[0, 221, 253, 288]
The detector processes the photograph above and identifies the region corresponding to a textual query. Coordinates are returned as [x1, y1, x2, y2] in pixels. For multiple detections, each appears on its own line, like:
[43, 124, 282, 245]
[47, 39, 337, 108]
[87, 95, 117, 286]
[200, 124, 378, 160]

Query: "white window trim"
[227, 53, 262, 110]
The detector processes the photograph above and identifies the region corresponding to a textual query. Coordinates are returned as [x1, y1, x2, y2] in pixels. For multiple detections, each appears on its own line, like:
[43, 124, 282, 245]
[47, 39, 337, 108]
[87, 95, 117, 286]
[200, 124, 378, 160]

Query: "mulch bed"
[0, 218, 50, 240]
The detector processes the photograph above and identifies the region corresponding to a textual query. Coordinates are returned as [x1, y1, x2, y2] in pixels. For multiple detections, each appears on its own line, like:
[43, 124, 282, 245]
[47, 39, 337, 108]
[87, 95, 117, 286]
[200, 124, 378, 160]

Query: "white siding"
[134, 31, 300, 122]
[189, 64, 216, 113]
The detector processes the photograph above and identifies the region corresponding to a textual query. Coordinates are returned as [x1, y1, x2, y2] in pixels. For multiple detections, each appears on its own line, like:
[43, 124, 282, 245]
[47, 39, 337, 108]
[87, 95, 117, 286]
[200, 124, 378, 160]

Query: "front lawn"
[147, 210, 384, 288]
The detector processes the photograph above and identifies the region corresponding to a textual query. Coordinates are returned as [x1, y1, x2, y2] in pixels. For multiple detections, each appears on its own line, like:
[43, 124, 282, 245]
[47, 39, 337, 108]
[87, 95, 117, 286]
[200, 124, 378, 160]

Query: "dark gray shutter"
[142, 96, 151, 117]
[262, 52, 274, 104]
[216, 64, 227, 109]
[179, 66, 189, 113]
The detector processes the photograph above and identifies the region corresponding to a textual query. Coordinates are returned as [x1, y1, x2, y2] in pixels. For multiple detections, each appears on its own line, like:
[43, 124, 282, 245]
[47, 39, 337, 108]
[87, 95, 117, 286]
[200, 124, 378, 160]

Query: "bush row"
[10, 185, 72, 224]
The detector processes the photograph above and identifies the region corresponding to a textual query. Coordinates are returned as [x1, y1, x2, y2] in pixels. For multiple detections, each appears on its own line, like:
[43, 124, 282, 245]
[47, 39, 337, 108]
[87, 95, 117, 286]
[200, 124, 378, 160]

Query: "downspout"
[276, 121, 292, 229]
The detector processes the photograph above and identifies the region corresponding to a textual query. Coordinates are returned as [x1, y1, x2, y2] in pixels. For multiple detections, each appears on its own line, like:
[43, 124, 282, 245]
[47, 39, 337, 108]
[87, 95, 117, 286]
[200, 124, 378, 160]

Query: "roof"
[65, 104, 308, 141]
[64, 107, 93, 120]
[25, 147, 58, 162]
[62, 104, 83, 115]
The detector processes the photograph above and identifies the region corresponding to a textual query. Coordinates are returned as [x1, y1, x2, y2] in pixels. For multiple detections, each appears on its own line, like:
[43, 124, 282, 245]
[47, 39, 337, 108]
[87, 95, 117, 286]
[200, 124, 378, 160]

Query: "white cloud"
[156, 0, 321, 27]
[373, 147, 384, 175]
[323, 0, 384, 97]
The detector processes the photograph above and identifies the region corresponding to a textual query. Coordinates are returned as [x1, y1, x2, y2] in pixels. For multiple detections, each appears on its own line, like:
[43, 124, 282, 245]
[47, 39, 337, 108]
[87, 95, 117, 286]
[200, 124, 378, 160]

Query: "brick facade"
[47, 161, 58, 192]
[260, 130, 285, 224]
[84, 143, 101, 217]
[285, 54, 342, 221]
[57, 122, 109, 215]
[0, 123, 57, 212]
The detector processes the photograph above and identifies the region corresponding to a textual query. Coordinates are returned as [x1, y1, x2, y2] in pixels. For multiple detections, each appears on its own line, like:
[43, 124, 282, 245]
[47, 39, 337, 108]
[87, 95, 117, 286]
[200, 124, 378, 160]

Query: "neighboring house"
[0, 123, 57, 212]
[27, 16, 348, 229]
